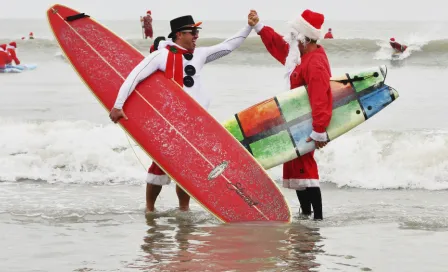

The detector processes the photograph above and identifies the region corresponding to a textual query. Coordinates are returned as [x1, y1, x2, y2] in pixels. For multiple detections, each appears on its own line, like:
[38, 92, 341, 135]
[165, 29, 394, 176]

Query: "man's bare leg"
[176, 185, 190, 211]
[146, 184, 162, 212]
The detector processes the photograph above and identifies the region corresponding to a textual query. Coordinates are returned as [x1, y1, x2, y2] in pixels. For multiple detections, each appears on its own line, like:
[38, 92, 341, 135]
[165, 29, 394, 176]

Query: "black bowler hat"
[168, 15, 202, 38]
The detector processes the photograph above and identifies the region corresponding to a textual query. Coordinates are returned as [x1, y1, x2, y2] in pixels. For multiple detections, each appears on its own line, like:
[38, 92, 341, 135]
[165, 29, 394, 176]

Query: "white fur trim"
[253, 22, 264, 34]
[0, 47, 4, 52]
[283, 31, 301, 71]
[310, 130, 328, 142]
[6, 45, 15, 49]
[146, 173, 171, 185]
[290, 15, 321, 41]
[283, 28, 306, 80]
[283, 179, 319, 190]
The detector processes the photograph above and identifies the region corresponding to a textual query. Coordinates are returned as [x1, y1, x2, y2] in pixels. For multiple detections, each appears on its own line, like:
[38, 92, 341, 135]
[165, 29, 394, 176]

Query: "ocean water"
[1, 18, 448, 271]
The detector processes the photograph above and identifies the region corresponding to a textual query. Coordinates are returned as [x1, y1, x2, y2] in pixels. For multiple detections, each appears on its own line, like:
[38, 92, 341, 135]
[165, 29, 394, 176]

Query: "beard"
[283, 30, 306, 74]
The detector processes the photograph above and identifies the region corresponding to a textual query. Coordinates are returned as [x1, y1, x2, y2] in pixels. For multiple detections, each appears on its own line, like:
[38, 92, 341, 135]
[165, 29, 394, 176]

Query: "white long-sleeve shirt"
[113, 25, 253, 110]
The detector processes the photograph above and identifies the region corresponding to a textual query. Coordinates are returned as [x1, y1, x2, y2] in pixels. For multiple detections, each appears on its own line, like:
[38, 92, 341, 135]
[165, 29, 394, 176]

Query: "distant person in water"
[389, 38, 407, 53]
[324, 28, 333, 39]
[6, 42, 20, 65]
[0, 44, 12, 70]
[149, 36, 166, 53]
[141, 10, 154, 39]
[29, 32, 34, 39]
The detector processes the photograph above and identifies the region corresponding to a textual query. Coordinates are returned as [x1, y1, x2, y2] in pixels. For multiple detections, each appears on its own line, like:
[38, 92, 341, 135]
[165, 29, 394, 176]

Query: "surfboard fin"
[332, 72, 379, 85]
[65, 13, 90, 22]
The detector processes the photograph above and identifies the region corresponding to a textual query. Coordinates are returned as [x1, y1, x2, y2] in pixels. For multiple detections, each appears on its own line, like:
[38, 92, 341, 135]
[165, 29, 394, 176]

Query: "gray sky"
[0, 0, 444, 21]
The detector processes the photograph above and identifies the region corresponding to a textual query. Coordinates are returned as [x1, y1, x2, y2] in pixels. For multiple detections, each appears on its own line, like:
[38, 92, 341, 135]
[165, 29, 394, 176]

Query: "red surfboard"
[47, 4, 291, 223]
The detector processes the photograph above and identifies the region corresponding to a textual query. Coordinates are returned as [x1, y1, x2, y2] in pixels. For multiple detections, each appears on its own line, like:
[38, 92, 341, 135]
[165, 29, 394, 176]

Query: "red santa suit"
[324, 28, 333, 39]
[113, 24, 253, 185]
[0, 44, 12, 69]
[149, 44, 155, 53]
[389, 38, 407, 53]
[6, 42, 20, 65]
[253, 10, 332, 191]
[142, 11, 153, 39]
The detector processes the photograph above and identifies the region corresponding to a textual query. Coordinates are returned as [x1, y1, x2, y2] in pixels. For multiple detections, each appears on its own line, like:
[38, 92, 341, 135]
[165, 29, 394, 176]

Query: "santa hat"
[284, 9, 325, 73]
[146, 10, 151, 15]
[390, 37, 396, 43]
[0, 44, 6, 51]
[29, 32, 34, 36]
[8, 42, 17, 48]
[290, 9, 324, 41]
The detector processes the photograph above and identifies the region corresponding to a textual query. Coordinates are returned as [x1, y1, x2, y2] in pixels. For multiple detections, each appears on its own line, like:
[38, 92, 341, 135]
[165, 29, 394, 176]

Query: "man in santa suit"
[324, 28, 333, 39]
[109, 15, 254, 213]
[0, 44, 12, 70]
[248, 9, 332, 220]
[6, 42, 20, 65]
[141, 10, 154, 39]
[389, 38, 407, 53]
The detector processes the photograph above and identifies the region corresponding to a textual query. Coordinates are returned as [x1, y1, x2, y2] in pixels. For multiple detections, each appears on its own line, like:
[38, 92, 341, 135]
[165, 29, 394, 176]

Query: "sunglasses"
[181, 29, 199, 36]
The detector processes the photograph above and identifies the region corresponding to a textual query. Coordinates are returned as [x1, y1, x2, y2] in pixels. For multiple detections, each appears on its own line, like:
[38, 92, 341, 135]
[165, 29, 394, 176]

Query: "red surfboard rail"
[47, 4, 291, 223]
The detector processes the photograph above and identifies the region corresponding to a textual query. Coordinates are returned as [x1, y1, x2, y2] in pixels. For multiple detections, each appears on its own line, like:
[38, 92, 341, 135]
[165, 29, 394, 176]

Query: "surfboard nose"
[392, 88, 399, 99]
[379, 64, 387, 78]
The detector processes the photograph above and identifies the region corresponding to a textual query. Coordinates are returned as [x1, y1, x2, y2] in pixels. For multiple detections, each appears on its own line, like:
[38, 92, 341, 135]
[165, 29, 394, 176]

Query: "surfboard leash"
[123, 133, 148, 172]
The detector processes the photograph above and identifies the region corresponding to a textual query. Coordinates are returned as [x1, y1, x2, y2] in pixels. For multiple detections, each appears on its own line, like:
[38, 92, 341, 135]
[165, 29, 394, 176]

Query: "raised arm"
[198, 25, 252, 64]
[253, 23, 289, 65]
[248, 10, 289, 65]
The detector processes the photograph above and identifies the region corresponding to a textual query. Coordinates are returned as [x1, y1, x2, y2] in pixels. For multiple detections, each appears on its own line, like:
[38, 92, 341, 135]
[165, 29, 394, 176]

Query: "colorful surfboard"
[223, 66, 399, 169]
[47, 4, 291, 223]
